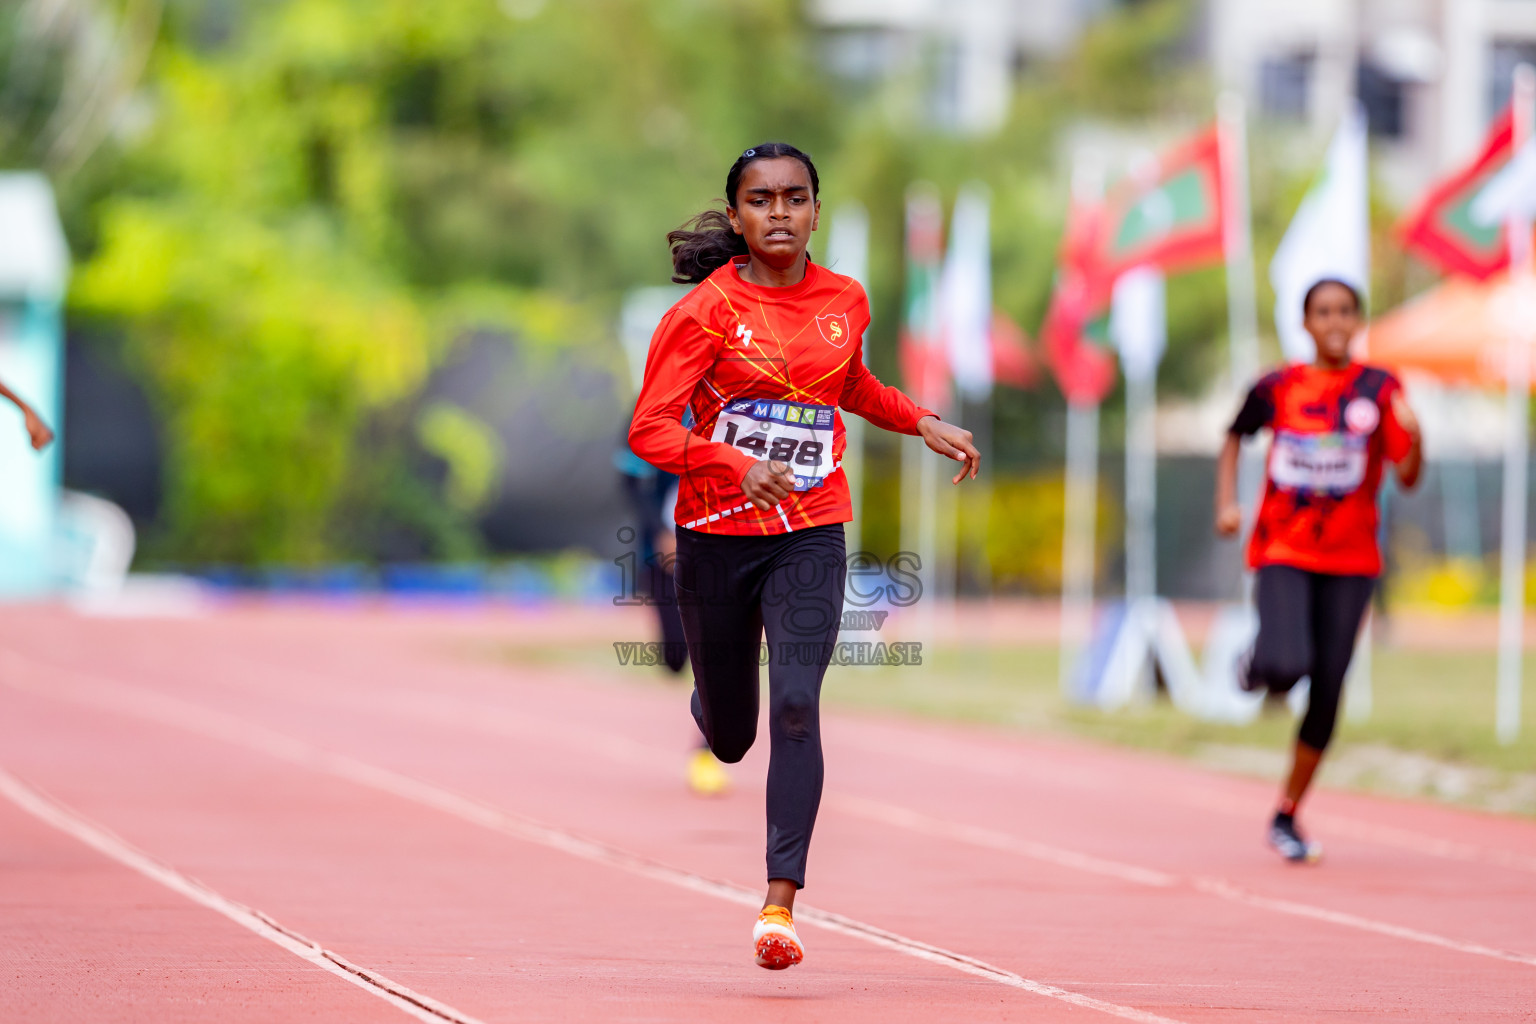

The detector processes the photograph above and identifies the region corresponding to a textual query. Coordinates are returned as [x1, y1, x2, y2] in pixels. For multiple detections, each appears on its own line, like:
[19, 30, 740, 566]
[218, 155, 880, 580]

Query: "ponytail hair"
[668, 142, 820, 284]
[667, 209, 748, 285]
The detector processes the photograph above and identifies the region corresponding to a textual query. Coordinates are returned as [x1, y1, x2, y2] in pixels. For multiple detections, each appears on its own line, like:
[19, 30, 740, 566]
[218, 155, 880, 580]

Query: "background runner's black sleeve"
[1229, 377, 1276, 437]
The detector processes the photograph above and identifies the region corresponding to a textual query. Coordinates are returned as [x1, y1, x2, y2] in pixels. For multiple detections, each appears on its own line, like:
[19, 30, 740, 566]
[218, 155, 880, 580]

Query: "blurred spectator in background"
[615, 422, 731, 797]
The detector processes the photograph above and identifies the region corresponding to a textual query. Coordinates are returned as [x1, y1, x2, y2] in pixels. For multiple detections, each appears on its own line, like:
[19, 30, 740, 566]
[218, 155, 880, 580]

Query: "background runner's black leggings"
[674, 523, 846, 889]
[1250, 565, 1375, 752]
[618, 471, 688, 673]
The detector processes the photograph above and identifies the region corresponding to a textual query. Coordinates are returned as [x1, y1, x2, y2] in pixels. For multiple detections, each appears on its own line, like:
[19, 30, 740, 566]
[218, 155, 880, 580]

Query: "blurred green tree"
[12, 0, 1423, 578]
[62, 0, 835, 564]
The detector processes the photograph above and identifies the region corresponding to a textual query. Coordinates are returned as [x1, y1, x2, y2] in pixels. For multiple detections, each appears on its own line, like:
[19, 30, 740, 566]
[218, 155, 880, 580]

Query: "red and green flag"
[989, 310, 1038, 390]
[1042, 124, 1228, 404]
[1087, 126, 1226, 302]
[1399, 107, 1514, 280]
[898, 187, 948, 406]
[1041, 198, 1116, 405]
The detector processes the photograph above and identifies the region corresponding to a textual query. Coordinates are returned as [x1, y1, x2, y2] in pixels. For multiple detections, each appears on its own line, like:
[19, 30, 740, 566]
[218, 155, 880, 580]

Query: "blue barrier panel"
[0, 175, 68, 598]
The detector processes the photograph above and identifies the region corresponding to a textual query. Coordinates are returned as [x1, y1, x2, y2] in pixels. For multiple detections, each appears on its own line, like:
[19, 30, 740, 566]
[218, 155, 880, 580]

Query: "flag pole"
[829, 204, 871, 563]
[900, 425, 923, 609]
[901, 185, 944, 643]
[917, 385, 948, 645]
[1118, 269, 1164, 610]
[1110, 266, 1168, 706]
[1058, 153, 1104, 697]
[1217, 94, 1265, 534]
[938, 184, 995, 606]
[1496, 63, 1535, 745]
[1060, 399, 1099, 696]
[1218, 92, 1261, 392]
[973, 390, 994, 593]
[1216, 91, 1275, 605]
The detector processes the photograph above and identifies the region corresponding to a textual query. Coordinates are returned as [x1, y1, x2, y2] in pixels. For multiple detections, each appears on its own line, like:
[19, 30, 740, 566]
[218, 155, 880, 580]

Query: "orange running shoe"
[753, 904, 804, 970]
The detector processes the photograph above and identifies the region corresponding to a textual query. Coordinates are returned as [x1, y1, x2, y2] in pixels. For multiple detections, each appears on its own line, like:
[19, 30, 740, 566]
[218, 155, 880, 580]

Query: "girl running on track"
[0, 377, 53, 451]
[630, 143, 980, 968]
[1214, 278, 1422, 863]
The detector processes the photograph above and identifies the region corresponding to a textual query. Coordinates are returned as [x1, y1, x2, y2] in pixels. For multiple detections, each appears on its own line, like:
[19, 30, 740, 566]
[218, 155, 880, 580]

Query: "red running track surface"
[0, 603, 1533, 1023]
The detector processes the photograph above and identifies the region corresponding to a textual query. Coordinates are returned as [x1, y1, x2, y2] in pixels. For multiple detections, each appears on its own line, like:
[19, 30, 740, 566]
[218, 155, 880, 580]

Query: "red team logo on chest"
[815, 313, 850, 348]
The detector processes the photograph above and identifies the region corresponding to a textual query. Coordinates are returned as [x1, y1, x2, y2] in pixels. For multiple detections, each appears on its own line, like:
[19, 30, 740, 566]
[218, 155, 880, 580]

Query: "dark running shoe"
[1267, 812, 1321, 863]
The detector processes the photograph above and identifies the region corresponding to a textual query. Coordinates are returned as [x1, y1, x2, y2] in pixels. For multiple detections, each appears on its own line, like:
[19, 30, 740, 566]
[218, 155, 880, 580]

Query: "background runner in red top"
[1229, 362, 1412, 577]
[629, 255, 934, 535]
[1216, 277, 1424, 864]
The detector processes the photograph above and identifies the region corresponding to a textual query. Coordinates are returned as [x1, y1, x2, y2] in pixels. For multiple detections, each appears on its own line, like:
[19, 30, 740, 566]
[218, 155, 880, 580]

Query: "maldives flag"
[1042, 124, 1227, 404]
[898, 187, 948, 406]
[1041, 198, 1117, 405]
[1089, 126, 1226, 295]
[989, 309, 1038, 390]
[1399, 107, 1514, 280]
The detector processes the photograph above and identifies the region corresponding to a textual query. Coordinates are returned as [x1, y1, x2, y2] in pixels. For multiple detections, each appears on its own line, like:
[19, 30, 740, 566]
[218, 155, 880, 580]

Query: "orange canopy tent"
[1366, 272, 1536, 387]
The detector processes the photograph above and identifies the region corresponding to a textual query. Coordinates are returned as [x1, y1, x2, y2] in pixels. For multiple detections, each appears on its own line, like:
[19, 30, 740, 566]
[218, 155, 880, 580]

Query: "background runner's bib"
[1268, 430, 1367, 495]
[711, 398, 835, 491]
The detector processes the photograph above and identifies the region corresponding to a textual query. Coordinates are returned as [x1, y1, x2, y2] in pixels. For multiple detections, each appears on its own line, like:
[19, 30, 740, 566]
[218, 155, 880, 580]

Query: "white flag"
[941, 184, 993, 401]
[1269, 104, 1370, 363]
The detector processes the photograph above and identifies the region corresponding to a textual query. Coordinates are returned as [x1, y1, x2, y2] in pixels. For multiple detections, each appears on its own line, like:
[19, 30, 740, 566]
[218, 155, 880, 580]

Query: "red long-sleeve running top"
[629, 256, 935, 535]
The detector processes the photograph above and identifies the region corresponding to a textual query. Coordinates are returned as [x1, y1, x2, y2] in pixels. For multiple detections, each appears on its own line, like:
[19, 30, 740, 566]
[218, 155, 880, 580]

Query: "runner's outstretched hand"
[917, 416, 981, 484]
[742, 460, 795, 511]
[1215, 503, 1242, 538]
[1389, 390, 1424, 489]
[23, 408, 53, 451]
[0, 377, 51, 452]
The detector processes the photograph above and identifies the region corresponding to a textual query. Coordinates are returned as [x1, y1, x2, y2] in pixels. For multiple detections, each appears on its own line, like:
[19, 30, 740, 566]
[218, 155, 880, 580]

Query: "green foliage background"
[0, 0, 1420, 575]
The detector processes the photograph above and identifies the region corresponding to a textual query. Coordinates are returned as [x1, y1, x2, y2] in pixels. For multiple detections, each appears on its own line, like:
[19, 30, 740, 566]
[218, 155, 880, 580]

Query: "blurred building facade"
[815, 0, 1536, 198]
[1210, 0, 1536, 198]
[812, 0, 1112, 133]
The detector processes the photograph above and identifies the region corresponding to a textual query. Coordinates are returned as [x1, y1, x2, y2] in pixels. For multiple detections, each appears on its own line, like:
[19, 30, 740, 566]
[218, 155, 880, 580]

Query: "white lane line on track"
[0, 767, 487, 1024]
[837, 725, 1536, 878]
[835, 794, 1536, 970]
[0, 658, 1186, 1024]
[178, 642, 1536, 882]
[12, 647, 1536, 976]
[834, 795, 1179, 888]
[1174, 786, 1536, 876]
[237, 671, 1536, 971]
[1191, 878, 1536, 968]
[62, 629, 1536, 880]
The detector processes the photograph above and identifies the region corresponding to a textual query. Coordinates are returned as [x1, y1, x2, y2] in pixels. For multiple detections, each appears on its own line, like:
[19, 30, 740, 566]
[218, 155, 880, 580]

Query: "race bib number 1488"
[1269, 430, 1367, 495]
[712, 398, 835, 491]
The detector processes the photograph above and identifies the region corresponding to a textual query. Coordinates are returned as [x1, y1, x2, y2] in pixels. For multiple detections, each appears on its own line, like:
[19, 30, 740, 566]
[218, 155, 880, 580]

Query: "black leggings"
[1250, 565, 1375, 752]
[674, 523, 846, 889]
